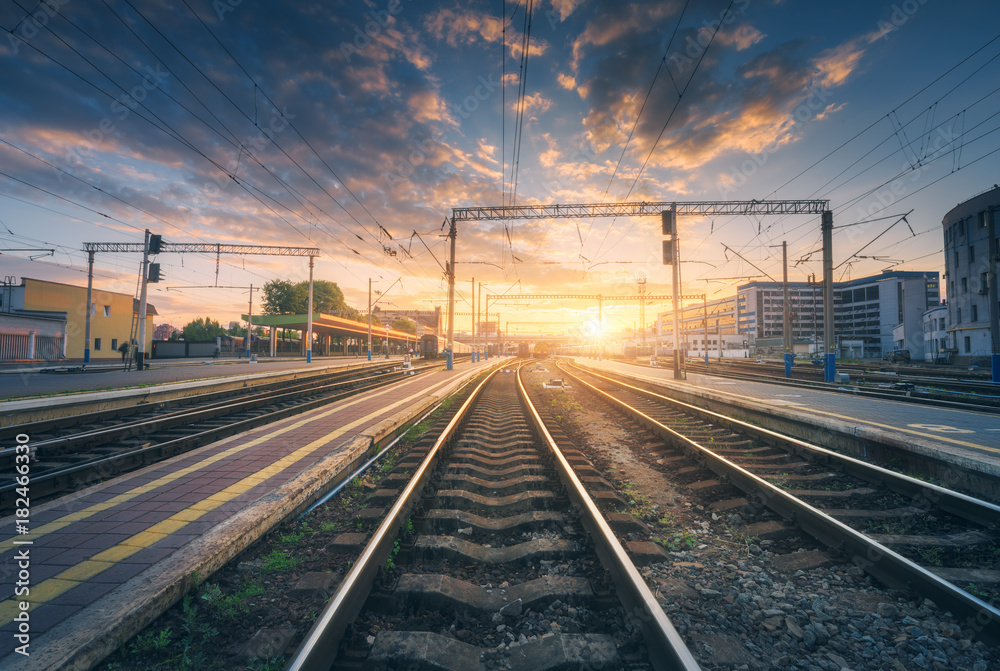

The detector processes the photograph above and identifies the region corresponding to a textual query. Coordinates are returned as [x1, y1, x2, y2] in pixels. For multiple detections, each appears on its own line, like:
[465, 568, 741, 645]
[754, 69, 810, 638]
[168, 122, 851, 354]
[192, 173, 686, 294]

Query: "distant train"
[419, 334, 439, 358]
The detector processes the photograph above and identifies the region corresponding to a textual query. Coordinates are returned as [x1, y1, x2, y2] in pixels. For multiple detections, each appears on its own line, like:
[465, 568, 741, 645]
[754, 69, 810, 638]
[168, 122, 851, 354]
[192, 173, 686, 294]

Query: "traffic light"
[148, 263, 161, 282]
[662, 240, 674, 265]
[148, 234, 163, 254]
[661, 210, 675, 235]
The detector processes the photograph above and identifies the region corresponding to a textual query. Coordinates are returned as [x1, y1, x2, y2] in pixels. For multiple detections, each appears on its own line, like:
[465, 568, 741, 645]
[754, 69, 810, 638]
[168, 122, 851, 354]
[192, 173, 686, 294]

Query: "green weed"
[261, 549, 303, 574]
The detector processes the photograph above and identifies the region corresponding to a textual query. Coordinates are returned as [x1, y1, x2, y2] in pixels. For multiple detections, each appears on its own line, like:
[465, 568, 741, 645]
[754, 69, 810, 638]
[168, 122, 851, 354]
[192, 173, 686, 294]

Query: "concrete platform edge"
[0, 359, 401, 426]
[3, 361, 499, 671]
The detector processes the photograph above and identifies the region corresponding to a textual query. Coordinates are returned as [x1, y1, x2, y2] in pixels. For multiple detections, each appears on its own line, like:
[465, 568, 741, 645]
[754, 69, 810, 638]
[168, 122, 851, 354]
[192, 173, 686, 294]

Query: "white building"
[657, 270, 940, 360]
[921, 305, 949, 363]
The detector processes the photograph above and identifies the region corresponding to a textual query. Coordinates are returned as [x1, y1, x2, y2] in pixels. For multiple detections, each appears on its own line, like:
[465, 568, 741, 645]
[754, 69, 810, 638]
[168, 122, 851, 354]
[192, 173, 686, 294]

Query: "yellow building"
[0, 277, 156, 362]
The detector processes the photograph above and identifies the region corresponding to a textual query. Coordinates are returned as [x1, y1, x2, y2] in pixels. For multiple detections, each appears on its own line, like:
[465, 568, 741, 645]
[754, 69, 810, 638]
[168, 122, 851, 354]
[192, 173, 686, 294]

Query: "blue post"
[446, 349, 453, 370]
[993, 353, 1000, 383]
[306, 349, 312, 363]
[367, 349, 372, 361]
[84, 347, 90, 364]
[783, 352, 794, 378]
[824, 352, 836, 382]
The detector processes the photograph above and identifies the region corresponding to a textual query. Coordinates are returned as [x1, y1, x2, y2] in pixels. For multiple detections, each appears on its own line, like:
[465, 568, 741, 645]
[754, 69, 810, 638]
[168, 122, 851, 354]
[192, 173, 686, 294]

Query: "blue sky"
[1, 0, 998, 334]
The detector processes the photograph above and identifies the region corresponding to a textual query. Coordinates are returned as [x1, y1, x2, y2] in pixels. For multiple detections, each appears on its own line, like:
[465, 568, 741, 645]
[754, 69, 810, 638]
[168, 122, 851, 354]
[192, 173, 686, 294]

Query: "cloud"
[423, 7, 548, 59]
[719, 24, 766, 51]
[812, 34, 872, 88]
[520, 92, 553, 115]
[570, 10, 870, 180]
[549, 0, 584, 22]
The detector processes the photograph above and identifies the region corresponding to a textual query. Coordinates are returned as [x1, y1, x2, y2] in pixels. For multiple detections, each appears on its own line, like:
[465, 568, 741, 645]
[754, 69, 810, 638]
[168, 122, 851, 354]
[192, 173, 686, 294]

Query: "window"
[965, 335, 971, 353]
[103, 305, 111, 317]
[980, 211, 988, 228]
[954, 251, 959, 268]
[958, 218, 966, 237]
[969, 245, 975, 264]
[94, 338, 102, 351]
[957, 307, 962, 322]
[972, 305, 979, 321]
[961, 277, 968, 293]
[111, 338, 118, 350]
[939, 317, 945, 330]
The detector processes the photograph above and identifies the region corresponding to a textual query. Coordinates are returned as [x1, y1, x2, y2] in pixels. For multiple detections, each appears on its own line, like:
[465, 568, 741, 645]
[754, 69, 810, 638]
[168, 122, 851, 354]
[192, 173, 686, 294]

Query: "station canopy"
[241, 313, 420, 343]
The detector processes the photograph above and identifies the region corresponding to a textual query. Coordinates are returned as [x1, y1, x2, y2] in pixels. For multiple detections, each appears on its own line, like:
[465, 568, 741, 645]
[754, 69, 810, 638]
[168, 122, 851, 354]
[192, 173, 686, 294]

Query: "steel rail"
[0, 360, 423, 433]
[681, 362, 1000, 414]
[0, 365, 429, 459]
[570, 363, 1000, 528]
[0, 370, 421, 508]
[286, 367, 500, 671]
[560, 363, 1000, 643]
[517, 365, 702, 671]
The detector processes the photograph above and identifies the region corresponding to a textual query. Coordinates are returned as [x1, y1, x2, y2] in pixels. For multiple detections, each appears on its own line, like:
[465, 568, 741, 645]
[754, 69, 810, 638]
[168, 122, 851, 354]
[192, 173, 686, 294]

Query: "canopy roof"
[242, 312, 421, 342]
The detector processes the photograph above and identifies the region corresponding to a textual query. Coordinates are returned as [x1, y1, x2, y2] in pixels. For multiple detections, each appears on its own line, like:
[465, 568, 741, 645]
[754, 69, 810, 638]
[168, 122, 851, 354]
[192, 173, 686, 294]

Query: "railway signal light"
[148, 263, 161, 282]
[662, 240, 674, 265]
[661, 209, 675, 235]
[148, 234, 163, 254]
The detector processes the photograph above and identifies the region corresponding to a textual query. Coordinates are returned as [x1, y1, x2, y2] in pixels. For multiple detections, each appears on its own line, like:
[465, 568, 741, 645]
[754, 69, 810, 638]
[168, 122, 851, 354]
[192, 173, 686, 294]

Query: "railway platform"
[0, 356, 504, 670]
[0, 354, 414, 404]
[572, 357, 1000, 482]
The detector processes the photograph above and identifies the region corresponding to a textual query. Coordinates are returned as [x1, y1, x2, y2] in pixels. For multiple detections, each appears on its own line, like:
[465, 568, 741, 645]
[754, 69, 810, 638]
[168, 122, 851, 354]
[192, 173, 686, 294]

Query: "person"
[118, 341, 129, 362]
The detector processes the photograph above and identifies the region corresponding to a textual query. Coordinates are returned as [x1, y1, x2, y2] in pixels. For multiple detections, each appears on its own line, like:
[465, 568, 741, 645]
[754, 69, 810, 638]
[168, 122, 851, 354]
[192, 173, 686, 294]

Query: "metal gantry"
[446, 200, 837, 380]
[82, 238, 320, 368]
[452, 200, 830, 221]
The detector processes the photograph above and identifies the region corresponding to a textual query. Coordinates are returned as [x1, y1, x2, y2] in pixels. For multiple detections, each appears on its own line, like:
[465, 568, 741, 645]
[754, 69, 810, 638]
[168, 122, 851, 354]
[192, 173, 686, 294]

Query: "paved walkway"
[0, 357, 502, 670]
[0, 355, 410, 401]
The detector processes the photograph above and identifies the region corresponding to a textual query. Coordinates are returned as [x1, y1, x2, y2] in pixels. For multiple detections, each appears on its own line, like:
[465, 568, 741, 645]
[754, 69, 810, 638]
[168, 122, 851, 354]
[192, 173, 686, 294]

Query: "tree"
[182, 317, 226, 341]
[262, 280, 298, 315]
[261, 278, 352, 315]
[391, 318, 416, 334]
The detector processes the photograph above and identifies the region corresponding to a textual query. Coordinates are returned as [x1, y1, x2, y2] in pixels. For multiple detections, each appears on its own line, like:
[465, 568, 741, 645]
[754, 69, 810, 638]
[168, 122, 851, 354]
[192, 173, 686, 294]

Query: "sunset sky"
[2, 0, 999, 336]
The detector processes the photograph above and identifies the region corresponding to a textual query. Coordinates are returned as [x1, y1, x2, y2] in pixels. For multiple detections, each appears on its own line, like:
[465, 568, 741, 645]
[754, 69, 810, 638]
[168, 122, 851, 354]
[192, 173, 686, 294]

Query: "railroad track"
[556, 360, 1000, 641]
[0, 361, 440, 509]
[678, 360, 1000, 410]
[287, 364, 699, 671]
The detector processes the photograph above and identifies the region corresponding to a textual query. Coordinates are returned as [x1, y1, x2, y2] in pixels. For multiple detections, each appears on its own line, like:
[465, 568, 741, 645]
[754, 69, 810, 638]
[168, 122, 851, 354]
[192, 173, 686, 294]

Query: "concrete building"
[835, 271, 940, 360]
[0, 277, 155, 362]
[921, 305, 949, 363]
[153, 323, 179, 340]
[655, 270, 940, 360]
[942, 185, 1000, 364]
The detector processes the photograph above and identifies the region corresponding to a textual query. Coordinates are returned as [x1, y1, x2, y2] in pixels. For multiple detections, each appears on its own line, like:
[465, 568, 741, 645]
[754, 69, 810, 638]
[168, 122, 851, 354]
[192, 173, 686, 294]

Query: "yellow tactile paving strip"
[0, 371, 459, 627]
